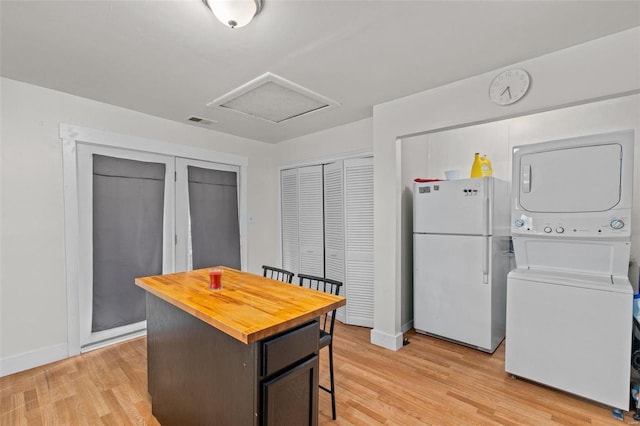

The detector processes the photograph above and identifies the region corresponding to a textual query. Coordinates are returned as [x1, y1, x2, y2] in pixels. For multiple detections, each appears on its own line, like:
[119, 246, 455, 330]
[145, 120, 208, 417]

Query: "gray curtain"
[92, 154, 165, 333]
[188, 166, 241, 270]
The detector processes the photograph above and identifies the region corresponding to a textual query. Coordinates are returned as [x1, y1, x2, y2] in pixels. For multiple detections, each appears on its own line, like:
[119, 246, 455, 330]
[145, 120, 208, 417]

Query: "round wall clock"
[489, 69, 530, 106]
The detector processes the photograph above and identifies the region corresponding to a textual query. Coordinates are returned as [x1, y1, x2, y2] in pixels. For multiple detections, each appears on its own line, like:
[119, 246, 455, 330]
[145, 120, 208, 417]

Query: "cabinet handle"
[521, 163, 531, 193]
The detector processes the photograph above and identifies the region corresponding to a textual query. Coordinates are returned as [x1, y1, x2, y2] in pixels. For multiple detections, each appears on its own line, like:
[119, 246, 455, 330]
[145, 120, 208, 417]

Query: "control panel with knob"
[512, 214, 631, 237]
[610, 218, 625, 230]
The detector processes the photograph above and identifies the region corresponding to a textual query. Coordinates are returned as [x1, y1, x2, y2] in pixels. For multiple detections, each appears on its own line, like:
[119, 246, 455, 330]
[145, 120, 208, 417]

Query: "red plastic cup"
[209, 269, 223, 290]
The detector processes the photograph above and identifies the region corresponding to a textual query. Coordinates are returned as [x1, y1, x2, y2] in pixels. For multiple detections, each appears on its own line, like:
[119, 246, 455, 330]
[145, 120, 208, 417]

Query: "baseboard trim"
[401, 319, 414, 334]
[370, 328, 403, 351]
[0, 343, 68, 377]
[81, 329, 146, 353]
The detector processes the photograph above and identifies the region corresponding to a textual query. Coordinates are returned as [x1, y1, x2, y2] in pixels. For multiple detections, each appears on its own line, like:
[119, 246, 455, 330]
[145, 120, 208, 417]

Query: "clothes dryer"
[506, 130, 634, 410]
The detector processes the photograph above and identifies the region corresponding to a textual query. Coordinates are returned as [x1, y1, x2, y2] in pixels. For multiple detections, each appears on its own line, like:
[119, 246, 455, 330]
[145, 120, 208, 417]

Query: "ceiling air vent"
[206, 72, 339, 124]
[186, 116, 216, 126]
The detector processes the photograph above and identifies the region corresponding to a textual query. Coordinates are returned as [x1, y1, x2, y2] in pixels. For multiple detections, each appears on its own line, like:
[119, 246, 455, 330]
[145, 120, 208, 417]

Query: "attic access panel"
[207, 72, 339, 124]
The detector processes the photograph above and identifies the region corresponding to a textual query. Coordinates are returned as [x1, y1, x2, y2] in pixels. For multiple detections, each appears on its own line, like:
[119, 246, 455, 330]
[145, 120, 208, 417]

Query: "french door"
[175, 158, 241, 272]
[75, 146, 241, 352]
[77, 144, 175, 351]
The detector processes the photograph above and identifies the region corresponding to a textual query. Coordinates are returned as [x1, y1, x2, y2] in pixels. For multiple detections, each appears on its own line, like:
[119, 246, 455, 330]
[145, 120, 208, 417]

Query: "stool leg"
[329, 342, 336, 420]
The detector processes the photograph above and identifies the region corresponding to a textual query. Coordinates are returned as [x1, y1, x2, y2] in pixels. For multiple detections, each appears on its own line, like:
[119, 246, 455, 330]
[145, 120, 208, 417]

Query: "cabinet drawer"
[262, 321, 319, 376]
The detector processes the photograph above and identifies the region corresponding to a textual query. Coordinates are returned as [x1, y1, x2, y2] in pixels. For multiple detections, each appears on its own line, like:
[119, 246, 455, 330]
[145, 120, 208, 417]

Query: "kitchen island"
[135, 266, 346, 426]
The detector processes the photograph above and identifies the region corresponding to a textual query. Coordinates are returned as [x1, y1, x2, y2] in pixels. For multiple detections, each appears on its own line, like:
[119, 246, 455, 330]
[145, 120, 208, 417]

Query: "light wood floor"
[1, 322, 632, 425]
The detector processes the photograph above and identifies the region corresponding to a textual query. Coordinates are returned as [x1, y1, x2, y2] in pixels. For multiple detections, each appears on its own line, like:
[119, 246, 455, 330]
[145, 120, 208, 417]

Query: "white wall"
[399, 134, 428, 330]
[372, 27, 640, 350]
[276, 117, 372, 167]
[0, 78, 279, 375]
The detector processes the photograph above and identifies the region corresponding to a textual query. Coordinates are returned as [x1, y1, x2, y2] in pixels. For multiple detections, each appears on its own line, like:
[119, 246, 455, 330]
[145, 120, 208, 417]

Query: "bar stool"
[297, 273, 343, 420]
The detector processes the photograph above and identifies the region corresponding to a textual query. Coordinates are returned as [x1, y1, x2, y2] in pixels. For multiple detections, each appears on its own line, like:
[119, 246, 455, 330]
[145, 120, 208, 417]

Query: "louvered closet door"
[323, 161, 345, 322]
[344, 157, 374, 327]
[281, 168, 299, 274]
[298, 165, 325, 277]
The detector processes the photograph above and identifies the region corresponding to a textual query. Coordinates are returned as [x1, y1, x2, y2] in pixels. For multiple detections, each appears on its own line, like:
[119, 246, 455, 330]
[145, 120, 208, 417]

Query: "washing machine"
[506, 130, 635, 410]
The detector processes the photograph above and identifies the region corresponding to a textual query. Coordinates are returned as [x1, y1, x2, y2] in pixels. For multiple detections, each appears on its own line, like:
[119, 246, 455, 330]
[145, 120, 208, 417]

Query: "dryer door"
[517, 143, 622, 213]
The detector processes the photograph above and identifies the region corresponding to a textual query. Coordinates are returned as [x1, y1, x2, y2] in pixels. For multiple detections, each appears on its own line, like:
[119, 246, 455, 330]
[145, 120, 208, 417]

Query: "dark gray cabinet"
[262, 355, 318, 426]
[260, 320, 319, 426]
[146, 294, 320, 426]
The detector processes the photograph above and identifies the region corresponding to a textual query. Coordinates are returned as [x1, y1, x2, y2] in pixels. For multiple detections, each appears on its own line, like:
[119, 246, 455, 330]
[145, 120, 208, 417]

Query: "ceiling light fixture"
[202, 0, 262, 29]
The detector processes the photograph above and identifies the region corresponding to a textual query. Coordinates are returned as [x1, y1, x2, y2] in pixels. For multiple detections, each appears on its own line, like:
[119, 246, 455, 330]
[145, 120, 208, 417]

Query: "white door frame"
[61, 123, 248, 356]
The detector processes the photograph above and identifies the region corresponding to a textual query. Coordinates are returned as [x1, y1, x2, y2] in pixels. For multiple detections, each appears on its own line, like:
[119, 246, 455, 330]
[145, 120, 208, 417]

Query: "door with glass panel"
[76, 144, 175, 351]
[77, 148, 244, 350]
[175, 158, 241, 272]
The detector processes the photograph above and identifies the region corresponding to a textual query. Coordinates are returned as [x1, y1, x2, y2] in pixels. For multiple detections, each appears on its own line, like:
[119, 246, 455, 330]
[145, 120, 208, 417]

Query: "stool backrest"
[297, 273, 343, 334]
[262, 265, 294, 283]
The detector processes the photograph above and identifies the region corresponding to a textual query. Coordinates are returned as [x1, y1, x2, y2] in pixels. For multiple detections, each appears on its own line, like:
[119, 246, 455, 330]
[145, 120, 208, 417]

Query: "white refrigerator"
[413, 177, 510, 353]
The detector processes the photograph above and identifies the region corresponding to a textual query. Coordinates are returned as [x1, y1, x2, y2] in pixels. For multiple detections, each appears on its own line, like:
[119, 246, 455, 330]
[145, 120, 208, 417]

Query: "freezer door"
[413, 234, 494, 350]
[413, 178, 491, 235]
[516, 143, 622, 213]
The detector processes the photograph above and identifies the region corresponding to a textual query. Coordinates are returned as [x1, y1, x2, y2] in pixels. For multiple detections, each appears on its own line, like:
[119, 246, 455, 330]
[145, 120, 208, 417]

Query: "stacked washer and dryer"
[506, 130, 635, 410]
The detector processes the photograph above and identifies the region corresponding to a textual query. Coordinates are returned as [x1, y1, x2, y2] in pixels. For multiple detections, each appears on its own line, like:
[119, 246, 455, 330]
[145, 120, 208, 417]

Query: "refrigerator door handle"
[484, 194, 490, 235]
[482, 238, 490, 284]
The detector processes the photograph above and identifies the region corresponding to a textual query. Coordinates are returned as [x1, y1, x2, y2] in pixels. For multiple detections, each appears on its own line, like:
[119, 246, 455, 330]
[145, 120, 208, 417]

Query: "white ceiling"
[1, 1, 639, 143]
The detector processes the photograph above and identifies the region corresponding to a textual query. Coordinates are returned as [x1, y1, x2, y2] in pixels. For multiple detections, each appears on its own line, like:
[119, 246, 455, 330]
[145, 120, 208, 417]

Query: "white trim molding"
[60, 124, 248, 168]
[370, 328, 404, 351]
[401, 319, 414, 334]
[0, 343, 68, 377]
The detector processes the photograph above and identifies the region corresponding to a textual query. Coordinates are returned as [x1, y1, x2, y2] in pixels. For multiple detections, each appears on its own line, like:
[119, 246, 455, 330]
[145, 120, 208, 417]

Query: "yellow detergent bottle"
[471, 153, 492, 178]
[481, 154, 493, 177]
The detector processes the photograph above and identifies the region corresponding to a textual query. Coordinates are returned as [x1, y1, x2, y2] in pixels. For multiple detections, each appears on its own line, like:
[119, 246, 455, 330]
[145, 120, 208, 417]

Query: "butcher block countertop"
[135, 266, 346, 344]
